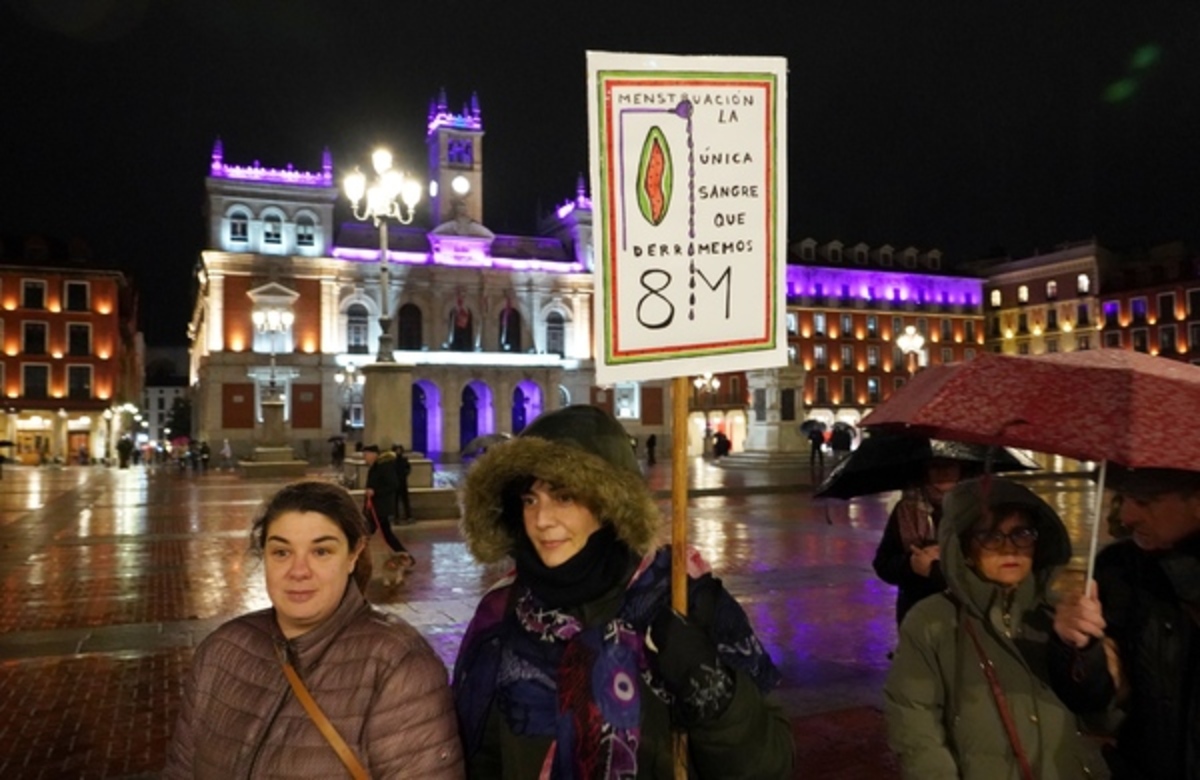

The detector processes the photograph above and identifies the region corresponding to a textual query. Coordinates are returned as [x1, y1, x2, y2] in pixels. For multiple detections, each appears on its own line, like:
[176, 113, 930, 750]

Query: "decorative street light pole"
[252, 307, 295, 400]
[896, 325, 925, 377]
[343, 149, 423, 363]
[693, 372, 721, 456]
[333, 362, 365, 433]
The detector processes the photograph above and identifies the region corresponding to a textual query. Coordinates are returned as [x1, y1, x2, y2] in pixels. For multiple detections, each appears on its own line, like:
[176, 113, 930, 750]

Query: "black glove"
[647, 607, 735, 725]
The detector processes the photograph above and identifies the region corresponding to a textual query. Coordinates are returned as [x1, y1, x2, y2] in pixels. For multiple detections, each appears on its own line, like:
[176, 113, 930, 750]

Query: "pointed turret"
[210, 137, 225, 175]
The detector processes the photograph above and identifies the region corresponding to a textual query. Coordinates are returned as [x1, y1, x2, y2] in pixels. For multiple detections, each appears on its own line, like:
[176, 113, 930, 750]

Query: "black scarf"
[512, 524, 634, 608]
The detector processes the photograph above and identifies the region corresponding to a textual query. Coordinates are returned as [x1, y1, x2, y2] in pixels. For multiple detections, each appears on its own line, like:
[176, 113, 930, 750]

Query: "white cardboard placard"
[587, 51, 788, 385]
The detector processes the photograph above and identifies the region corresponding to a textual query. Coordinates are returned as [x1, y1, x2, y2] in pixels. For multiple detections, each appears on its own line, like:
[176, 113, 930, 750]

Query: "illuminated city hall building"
[786, 238, 986, 429]
[188, 93, 684, 461]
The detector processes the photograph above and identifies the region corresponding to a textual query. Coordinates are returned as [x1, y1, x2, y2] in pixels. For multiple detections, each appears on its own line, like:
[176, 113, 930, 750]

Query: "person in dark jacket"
[363, 445, 413, 567]
[452, 405, 793, 778]
[164, 481, 462, 778]
[884, 477, 1097, 778]
[1049, 465, 1200, 779]
[872, 457, 965, 626]
[392, 444, 413, 524]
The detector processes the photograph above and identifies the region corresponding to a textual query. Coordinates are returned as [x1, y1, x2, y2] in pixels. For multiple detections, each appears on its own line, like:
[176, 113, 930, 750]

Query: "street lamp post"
[344, 149, 423, 363]
[896, 325, 925, 377]
[693, 372, 721, 456]
[252, 307, 295, 400]
[333, 363, 365, 434]
[102, 408, 113, 464]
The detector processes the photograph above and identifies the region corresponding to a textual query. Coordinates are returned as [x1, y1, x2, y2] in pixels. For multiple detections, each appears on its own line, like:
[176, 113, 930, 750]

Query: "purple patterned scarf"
[453, 547, 781, 779]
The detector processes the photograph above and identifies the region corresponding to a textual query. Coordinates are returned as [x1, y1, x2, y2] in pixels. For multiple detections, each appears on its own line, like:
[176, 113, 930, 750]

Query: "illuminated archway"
[511, 380, 544, 433]
[412, 379, 442, 458]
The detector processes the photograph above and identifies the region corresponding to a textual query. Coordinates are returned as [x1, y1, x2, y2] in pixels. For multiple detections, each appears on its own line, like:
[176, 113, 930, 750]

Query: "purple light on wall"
[330, 246, 584, 274]
[211, 160, 334, 188]
[427, 91, 483, 135]
[785, 265, 983, 307]
[427, 113, 484, 134]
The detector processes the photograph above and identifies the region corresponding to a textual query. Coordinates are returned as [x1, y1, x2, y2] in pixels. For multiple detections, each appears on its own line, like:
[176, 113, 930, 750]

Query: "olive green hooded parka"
[883, 476, 1099, 779]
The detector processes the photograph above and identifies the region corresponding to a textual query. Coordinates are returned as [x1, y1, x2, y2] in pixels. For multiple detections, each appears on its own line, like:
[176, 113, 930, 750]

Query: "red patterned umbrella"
[862, 349, 1200, 471]
[863, 349, 1200, 582]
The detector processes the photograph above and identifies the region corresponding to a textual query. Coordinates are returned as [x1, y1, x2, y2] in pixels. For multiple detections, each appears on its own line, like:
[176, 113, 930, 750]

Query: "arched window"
[546, 311, 565, 357]
[499, 306, 522, 352]
[296, 215, 316, 247]
[1077, 274, 1090, 295]
[397, 303, 422, 350]
[263, 215, 283, 244]
[1017, 285, 1029, 303]
[347, 304, 369, 354]
[1046, 280, 1058, 300]
[230, 211, 249, 243]
[990, 289, 1002, 308]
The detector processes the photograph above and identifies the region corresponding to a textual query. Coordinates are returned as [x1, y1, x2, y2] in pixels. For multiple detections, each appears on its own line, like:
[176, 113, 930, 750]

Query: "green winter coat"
[883, 477, 1099, 779]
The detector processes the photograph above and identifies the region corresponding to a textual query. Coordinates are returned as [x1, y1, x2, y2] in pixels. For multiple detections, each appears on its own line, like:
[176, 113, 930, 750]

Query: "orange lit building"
[786, 239, 987, 428]
[1097, 241, 1200, 364]
[965, 240, 1110, 358]
[0, 236, 140, 463]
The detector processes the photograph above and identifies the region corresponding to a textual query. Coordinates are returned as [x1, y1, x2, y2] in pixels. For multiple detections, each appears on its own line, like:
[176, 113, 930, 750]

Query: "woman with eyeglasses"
[883, 476, 1099, 779]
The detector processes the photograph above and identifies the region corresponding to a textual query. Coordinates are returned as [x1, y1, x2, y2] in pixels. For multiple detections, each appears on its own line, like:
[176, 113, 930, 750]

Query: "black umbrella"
[799, 419, 827, 435]
[461, 432, 512, 457]
[814, 430, 1039, 499]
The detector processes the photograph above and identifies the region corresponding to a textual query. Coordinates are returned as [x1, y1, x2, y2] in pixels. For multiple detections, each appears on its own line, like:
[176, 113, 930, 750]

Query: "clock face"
[447, 137, 473, 168]
[451, 175, 471, 195]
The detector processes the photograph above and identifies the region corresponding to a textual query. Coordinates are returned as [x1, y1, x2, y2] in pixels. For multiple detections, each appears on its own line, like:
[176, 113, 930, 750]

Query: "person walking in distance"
[645, 432, 657, 465]
[362, 445, 414, 570]
[392, 444, 413, 524]
[808, 427, 825, 469]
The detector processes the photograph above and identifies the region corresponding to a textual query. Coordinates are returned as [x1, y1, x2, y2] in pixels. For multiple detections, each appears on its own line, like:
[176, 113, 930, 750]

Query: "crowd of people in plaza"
[873, 449, 1200, 778]
[161, 401, 1200, 779]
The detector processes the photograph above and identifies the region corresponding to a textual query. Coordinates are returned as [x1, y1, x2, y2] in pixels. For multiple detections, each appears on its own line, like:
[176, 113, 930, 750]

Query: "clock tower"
[426, 90, 484, 226]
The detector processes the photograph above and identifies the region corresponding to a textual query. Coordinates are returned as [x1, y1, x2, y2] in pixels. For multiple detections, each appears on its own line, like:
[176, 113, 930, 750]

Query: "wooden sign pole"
[670, 375, 689, 778]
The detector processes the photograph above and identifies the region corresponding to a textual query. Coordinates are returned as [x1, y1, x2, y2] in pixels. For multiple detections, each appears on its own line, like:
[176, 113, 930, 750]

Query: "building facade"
[0, 236, 141, 464]
[786, 238, 987, 428]
[965, 240, 1110, 357]
[1095, 240, 1200, 364]
[188, 94, 695, 463]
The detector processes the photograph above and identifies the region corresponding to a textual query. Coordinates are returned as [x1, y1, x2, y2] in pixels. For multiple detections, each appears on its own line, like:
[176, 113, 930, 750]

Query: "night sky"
[3, 0, 1198, 346]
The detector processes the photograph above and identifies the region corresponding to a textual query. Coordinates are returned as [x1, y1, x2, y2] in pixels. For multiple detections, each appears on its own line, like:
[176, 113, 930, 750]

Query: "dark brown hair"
[250, 481, 373, 593]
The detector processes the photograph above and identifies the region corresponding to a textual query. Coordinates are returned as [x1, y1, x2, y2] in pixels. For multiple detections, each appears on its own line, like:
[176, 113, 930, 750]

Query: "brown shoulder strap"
[278, 648, 370, 780]
[962, 616, 1035, 780]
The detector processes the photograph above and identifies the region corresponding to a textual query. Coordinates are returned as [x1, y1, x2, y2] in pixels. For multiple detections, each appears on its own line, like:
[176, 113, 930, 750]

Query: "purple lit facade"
[209, 138, 334, 188]
[786, 245, 986, 419]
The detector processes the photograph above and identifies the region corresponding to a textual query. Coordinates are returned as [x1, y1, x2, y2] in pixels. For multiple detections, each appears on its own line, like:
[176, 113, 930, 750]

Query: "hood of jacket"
[374, 450, 396, 465]
[459, 405, 662, 563]
[938, 476, 1072, 613]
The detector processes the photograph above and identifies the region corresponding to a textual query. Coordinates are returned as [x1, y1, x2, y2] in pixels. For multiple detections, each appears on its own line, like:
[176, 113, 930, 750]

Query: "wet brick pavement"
[0, 457, 1105, 778]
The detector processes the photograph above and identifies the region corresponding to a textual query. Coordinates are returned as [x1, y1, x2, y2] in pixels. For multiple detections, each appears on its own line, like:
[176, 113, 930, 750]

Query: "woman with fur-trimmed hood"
[452, 405, 793, 779]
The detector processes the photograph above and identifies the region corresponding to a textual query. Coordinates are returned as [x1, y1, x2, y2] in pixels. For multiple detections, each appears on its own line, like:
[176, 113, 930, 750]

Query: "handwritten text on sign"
[589, 54, 787, 384]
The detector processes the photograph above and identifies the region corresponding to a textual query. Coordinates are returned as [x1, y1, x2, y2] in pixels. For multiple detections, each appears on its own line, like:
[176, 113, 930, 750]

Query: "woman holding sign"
[451, 405, 793, 778]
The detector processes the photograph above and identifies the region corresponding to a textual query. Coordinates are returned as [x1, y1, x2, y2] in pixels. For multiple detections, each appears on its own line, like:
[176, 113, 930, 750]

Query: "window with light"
[613, 383, 640, 420]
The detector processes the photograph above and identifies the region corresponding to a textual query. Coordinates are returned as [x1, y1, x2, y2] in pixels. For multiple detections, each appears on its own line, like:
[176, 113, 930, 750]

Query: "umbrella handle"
[1085, 460, 1108, 587]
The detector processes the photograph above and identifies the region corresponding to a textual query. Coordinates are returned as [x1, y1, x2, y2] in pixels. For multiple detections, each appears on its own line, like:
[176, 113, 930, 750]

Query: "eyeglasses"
[972, 527, 1038, 551]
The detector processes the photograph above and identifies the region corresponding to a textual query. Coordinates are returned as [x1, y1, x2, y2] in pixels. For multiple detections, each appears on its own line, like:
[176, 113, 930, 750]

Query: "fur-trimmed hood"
[458, 405, 662, 563]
